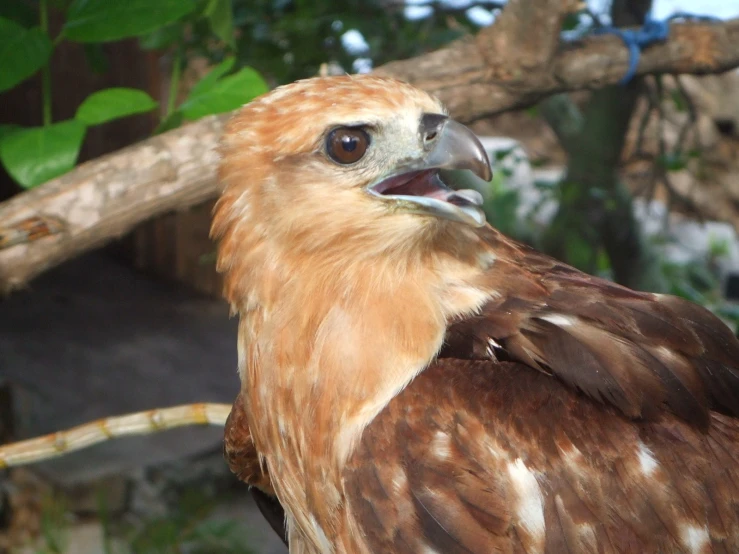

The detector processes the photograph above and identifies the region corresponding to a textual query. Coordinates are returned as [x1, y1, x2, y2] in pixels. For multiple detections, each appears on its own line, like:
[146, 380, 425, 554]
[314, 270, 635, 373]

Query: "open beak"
[366, 114, 492, 227]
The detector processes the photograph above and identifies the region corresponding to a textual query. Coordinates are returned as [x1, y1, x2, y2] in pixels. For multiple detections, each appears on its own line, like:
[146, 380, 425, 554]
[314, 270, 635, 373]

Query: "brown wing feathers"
[345, 360, 739, 554]
[224, 393, 287, 544]
[444, 244, 739, 429]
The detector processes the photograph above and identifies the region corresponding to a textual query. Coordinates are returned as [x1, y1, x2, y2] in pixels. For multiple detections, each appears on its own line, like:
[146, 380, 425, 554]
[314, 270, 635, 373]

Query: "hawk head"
[213, 76, 492, 296]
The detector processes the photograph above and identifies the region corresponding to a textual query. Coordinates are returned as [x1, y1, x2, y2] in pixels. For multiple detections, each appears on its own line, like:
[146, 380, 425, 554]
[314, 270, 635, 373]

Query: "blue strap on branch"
[592, 12, 721, 85]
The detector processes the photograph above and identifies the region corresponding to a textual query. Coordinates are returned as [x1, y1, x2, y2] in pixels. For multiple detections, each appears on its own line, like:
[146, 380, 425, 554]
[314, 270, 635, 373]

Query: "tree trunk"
[542, 0, 666, 291]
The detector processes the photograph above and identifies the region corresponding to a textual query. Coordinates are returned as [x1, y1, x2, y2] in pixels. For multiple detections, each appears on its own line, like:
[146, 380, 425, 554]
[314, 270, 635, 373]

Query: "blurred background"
[1, 0, 739, 552]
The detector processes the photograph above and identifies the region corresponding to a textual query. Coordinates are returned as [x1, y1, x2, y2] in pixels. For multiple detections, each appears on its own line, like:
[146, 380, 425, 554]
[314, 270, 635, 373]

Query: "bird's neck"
[232, 223, 495, 551]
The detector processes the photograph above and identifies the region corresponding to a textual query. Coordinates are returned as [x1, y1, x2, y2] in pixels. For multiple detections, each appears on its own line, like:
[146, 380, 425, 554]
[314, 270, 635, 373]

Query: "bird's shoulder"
[441, 226, 739, 428]
[344, 359, 739, 554]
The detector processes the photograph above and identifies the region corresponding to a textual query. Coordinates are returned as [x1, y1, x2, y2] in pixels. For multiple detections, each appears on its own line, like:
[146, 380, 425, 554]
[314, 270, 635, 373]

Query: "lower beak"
[367, 116, 492, 228]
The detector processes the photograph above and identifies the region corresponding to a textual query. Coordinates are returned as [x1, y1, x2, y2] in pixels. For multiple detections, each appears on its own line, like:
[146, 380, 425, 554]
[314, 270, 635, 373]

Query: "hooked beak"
[366, 114, 492, 227]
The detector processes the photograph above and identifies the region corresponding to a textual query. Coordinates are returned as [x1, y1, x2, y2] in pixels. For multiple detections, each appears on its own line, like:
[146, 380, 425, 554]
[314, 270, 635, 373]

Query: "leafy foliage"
[660, 251, 739, 333]
[122, 489, 257, 554]
[0, 120, 86, 188]
[63, 0, 197, 43]
[36, 495, 70, 554]
[0, 0, 268, 189]
[0, 17, 52, 93]
[76, 88, 160, 126]
[28, 489, 256, 554]
[226, 0, 476, 85]
[178, 63, 267, 122]
[0, 0, 480, 189]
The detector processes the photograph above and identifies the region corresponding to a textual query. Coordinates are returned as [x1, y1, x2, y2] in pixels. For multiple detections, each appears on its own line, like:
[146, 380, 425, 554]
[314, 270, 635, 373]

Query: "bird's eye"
[326, 127, 370, 165]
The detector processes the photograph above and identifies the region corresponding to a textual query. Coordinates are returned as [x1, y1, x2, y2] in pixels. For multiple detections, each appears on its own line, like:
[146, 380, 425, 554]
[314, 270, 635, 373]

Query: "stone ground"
[0, 252, 287, 553]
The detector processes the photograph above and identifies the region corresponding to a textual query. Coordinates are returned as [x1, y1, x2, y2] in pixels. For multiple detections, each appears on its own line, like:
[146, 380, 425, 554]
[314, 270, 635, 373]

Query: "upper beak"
[417, 114, 492, 182]
[366, 114, 492, 227]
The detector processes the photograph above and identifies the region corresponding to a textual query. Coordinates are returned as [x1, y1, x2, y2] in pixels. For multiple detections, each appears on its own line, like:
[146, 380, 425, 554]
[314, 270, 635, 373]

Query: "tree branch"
[0, 114, 228, 293]
[1, 15, 738, 292]
[475, 0, 582, 77]
[376, 18, 739, 121]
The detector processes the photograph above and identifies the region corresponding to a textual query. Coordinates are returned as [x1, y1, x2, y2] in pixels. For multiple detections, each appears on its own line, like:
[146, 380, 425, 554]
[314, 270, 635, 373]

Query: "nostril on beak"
[420, 113, 448, 149]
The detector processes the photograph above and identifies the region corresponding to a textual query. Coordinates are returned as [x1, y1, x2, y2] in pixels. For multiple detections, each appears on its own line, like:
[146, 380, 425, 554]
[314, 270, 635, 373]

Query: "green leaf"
[50, 0, 75, 10]
[671, 281, 703, 303]
[717, 304, 739, 323]
[76, 88, 158, 126]
[82, 42, 110, 75]
[0, 120, 87, 188]
[483, 187, 520, 237]
[187, 57, 235, 98]
[493, 147, 515, 162]
[658, 153, 687, 172]
[0, 124, 20, 142]
[686, 262, 718, 291]
[63, 0, 196, 43]
[525, 105, 539, 119]
[205, 0, 234, 48]
[561, 12, 581, 32]
[0, 18, 53, 92]
[563, 231, 596, 272]
[180, 66, 267, 120]
[670, 89, 687, 113]
[138, 22, 183, 50]
[595, 248, 612, 273]
[0, 0, 37, 28]
[153, 111, 184, 134]
[707, 235, 730, 259]
[82, 43, 109, 74]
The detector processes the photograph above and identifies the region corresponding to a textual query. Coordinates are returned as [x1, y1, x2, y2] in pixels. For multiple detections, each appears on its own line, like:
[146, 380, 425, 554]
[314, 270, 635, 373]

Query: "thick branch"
[376, 18, 739, 122]
[1, 17, 738, 292]
[475, 0, 580, 77]
[0, 114, 228, 292]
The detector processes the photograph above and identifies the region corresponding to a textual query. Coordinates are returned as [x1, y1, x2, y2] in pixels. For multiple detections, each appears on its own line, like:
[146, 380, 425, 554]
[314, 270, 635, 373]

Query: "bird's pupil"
[326, 127, 368, 165]
[342, 136, 357, 152]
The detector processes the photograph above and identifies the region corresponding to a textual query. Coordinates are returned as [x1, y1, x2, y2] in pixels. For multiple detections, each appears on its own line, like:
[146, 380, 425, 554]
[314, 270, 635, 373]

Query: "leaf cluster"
[0, 0, 267, 189]
[226, 0, 478, 85]
[30, 488, 256, 554]
[0, 0, 486, 190]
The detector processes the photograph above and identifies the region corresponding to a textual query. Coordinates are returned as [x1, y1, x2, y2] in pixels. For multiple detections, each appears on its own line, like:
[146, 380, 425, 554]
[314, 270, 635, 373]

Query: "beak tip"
[480, 163, 493, 183]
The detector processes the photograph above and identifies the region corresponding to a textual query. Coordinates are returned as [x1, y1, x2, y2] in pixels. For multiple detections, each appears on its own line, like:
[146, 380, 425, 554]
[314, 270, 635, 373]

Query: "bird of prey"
[215, 75, 739, 554]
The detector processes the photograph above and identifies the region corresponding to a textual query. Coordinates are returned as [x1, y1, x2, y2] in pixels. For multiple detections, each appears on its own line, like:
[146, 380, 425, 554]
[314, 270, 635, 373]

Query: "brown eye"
[326, 127, 370, 165]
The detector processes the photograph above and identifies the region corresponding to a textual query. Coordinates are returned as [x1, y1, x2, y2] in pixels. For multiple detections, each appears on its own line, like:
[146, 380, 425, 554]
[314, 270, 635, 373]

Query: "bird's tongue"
[374, 170, 483, 207]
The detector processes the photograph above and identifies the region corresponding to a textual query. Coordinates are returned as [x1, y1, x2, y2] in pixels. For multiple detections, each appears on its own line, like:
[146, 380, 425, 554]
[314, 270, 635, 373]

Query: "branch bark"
[474, 0, 581, 78]
[1, 10, 738, 292]
[377, 18, 739, 122]
[0, 114, 228, 292]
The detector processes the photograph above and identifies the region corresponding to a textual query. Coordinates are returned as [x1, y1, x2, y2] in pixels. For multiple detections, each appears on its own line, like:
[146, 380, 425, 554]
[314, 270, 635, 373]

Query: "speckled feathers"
[216, 75, 739, 554]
